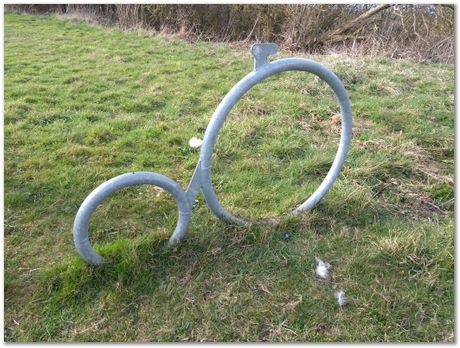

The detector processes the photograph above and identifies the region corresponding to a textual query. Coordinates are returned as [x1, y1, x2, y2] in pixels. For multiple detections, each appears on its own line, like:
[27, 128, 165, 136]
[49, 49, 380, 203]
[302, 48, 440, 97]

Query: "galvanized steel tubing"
[72, 44, 352, 264]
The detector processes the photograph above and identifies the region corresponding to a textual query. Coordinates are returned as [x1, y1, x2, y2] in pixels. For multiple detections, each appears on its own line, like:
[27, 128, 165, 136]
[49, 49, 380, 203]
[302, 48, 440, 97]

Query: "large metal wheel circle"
[199, 58, 353, 225]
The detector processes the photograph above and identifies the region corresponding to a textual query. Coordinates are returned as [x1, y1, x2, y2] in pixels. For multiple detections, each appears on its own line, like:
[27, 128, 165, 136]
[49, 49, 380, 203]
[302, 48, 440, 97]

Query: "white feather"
[335, 290, 346, 306]
[315, 256, 331, 279]
[188, 137, 203, 148]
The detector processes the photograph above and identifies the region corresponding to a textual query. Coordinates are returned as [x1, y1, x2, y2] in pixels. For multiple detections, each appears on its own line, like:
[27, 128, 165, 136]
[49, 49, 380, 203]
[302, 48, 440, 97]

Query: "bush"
[5, 4, 454, 63]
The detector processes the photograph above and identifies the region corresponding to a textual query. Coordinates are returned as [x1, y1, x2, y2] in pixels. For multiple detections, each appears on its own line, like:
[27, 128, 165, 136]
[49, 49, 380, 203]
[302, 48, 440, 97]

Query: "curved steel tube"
[73, 172, 190, 264]
[72, 43, 352, 264]
[199, 56, 352, 224]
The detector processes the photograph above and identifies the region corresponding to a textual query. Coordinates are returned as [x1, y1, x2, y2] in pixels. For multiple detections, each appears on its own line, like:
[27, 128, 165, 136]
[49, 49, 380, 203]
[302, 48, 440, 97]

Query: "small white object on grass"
[315, 256, 331, 279]
[188, 137, 203, 148]
[335, 290, 346, 307]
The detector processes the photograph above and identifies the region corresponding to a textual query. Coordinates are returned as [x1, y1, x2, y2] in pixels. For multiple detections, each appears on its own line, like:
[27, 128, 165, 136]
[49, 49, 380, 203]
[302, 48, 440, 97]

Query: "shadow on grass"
[39, 188, 393, 308]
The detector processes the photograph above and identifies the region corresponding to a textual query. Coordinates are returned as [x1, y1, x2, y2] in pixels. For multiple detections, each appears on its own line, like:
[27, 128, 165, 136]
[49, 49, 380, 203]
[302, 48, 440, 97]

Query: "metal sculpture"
[73, 43, 352, 265]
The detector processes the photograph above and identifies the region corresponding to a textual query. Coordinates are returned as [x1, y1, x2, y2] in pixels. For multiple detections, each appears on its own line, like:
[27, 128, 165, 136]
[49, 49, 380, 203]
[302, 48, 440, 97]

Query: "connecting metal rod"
[72, 43, 352, 264]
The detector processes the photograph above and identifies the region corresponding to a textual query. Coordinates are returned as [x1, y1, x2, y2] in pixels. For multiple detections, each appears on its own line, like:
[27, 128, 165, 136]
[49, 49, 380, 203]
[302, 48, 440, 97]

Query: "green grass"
[4, 12, 454, 342]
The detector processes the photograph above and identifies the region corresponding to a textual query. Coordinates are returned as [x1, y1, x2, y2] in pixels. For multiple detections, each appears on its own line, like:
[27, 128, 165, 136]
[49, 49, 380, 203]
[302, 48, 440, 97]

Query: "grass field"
[4, 12, 454, 342]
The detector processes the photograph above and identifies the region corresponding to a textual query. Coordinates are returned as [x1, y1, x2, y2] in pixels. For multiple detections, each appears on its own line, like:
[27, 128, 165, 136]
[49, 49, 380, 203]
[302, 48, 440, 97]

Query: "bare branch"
[307, 4, 393, 48]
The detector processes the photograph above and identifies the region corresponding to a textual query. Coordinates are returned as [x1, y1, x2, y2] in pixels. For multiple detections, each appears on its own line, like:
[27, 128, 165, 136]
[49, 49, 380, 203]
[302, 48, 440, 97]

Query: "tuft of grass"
[4, 12, 454, 342]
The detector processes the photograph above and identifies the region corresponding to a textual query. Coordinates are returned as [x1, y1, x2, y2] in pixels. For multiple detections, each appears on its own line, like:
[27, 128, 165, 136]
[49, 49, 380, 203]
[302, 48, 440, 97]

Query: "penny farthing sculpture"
[73, 43, 352, 264]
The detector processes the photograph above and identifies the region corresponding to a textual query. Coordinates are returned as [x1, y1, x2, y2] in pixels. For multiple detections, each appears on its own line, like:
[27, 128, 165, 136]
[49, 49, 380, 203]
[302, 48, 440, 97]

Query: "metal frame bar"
[73, 43, 352, 265]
